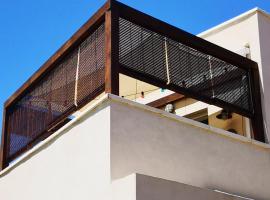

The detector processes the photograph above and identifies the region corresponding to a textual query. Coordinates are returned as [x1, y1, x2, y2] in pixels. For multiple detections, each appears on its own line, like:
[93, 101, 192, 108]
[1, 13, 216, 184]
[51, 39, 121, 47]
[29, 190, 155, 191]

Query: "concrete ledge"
[108, 94, 270, 150]
[198, 7, 270, 38]
[112, 174, 252, 200]
[0, 94, 269, 199]
[1, 94, 269, 176]
[110, 94, 270, 199]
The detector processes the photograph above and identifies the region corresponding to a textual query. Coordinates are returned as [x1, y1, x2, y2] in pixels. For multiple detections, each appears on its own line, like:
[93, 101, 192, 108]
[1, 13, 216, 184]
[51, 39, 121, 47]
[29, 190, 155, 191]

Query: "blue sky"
[0, 0, 270, 135]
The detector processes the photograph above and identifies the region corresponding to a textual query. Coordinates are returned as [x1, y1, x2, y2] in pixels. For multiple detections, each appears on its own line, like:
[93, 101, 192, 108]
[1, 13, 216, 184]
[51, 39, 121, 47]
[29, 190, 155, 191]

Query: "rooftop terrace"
[0, 0, 266, 170]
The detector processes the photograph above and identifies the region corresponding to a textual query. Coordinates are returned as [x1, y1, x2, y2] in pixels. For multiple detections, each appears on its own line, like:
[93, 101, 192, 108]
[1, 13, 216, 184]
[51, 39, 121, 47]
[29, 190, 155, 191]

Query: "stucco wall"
[0, 95, 269, 200]
[0, 102, 111, 200]
[113, 173, 247, 200]
[110, 98, 270, 200]
[257, 13, 270, 143]
[136, 174, 248, 200]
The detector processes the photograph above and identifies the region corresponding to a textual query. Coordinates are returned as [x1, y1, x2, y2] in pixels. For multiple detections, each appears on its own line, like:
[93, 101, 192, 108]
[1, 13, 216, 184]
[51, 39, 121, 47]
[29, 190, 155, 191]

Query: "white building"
[0, 1, 270, 200]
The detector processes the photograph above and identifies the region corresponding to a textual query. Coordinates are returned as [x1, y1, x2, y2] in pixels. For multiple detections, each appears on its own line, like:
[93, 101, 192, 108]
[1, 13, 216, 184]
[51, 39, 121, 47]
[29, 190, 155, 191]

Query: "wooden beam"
[1, 1, 112, 168]
[114, 0, 265, 141]
[147, 93, 184, 108]
[114, 0, 257, 71]
[120, 66, 253, 118]
[105, 2, 119, 95]
[249, 65, 265, 142]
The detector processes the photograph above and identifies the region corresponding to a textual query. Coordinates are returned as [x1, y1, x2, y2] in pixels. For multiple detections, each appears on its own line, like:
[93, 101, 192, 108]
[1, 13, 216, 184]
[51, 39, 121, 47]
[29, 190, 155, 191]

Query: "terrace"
[0, 0, 266, 172]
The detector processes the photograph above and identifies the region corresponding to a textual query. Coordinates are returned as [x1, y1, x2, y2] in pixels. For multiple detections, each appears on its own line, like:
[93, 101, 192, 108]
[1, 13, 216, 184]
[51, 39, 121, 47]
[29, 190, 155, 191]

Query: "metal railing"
[119, 17, 252, 115]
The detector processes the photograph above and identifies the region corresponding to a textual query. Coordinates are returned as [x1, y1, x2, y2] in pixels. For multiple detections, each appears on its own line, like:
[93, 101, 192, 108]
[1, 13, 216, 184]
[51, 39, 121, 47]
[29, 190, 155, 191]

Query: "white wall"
[110, 98, 270, 200]
[135, 174, 249, 200]
[0, 95, 269, 200]
[257, 13, 270, 143]
[198, 10, 270, 142]
[112, 173, 248, 200]
[0, 102, 111, 200]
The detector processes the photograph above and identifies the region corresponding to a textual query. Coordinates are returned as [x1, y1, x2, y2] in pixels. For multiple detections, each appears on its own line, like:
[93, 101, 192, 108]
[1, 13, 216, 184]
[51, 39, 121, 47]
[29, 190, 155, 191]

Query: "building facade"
[0, 1, 270, 200]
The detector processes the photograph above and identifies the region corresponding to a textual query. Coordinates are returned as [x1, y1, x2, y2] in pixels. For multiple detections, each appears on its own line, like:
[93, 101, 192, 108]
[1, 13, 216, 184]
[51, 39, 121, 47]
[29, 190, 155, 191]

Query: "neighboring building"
[0, 1, 270, 200]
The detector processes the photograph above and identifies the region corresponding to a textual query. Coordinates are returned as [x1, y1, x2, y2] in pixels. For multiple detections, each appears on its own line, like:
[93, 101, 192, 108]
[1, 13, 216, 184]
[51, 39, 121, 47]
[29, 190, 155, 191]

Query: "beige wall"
[119, 74, 158, 101]
[113, 173, 248, 200]
[208, 112, 247, 136]
[110, 96, 270, 200]
[257, 13, 270, 143]
[135, 174, 249, 200]
[198, 10, 270, 142]
[161, 98, 247, 136]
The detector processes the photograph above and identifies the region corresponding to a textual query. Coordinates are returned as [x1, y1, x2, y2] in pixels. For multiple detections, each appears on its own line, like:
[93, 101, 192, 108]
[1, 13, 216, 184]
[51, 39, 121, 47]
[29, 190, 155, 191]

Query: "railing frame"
[0, 0, 265, 170]
[113, 0, 265, 142]
[0, 0, 111, 170]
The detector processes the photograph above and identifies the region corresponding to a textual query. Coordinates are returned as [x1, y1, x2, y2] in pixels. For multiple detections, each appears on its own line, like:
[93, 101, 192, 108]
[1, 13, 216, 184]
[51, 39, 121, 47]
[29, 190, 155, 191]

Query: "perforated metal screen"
[5, 23, 105, 162]
[119, 18, 253, 114]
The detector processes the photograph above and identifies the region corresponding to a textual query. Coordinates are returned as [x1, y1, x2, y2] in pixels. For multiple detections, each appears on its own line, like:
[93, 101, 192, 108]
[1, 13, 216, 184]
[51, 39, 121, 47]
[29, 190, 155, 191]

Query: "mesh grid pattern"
[119, 18, 252, 113]
[5, 23, 105, 162]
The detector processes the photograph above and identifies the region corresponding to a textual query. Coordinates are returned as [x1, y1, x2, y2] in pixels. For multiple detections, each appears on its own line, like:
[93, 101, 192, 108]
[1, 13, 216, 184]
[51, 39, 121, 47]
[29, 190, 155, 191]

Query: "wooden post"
[0, 107, 8, 170]
[105, 1, 119, 95]
[250, 66, 265, 142]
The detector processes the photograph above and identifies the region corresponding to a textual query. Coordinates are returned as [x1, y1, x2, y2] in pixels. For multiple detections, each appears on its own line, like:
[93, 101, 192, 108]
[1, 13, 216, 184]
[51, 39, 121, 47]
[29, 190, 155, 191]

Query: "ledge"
[1, 93, 269, 176]
[198, 7, 270, 38]
[108, 94, 270, 150]
[112, 173, 253, 200]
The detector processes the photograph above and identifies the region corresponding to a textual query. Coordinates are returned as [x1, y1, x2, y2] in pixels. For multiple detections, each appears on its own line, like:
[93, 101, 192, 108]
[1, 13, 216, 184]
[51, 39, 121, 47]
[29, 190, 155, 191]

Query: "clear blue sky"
[0, 0, 270, 135]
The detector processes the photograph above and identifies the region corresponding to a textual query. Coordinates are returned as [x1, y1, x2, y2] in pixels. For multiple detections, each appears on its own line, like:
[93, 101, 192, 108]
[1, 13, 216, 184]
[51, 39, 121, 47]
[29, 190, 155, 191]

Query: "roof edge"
[198, 7, 270, 38]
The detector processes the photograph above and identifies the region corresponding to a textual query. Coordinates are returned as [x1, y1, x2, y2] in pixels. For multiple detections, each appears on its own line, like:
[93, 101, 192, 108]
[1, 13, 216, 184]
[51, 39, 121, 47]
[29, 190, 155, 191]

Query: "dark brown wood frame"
[0, 0, 265, 170]
[0, 0, 111, 170]
[113, 0, 265, 142]
[147, 93, 185, 108]
[105, 2, 119, 95]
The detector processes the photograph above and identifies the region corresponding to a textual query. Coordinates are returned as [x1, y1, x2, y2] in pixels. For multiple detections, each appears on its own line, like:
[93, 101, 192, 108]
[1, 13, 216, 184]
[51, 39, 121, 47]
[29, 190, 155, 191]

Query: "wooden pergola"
[0, 0, 265, 170]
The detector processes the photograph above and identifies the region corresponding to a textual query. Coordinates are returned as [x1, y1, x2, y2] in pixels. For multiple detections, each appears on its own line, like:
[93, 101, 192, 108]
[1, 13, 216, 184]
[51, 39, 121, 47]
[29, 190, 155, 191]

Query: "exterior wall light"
[165, 104, 175, 113]
[216, 109, 232, 120]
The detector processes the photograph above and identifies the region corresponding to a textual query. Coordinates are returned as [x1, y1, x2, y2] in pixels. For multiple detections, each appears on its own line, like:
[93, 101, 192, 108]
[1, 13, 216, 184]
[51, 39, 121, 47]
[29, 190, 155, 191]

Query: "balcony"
[0, 94, 269, 200]
[0, 0, 266, 174]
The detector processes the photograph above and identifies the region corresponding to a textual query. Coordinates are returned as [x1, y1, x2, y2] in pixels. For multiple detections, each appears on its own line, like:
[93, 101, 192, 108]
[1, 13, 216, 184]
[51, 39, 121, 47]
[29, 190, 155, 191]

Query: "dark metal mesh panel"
[5, 23, 105, 162]
[119, 18, 252, 113]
